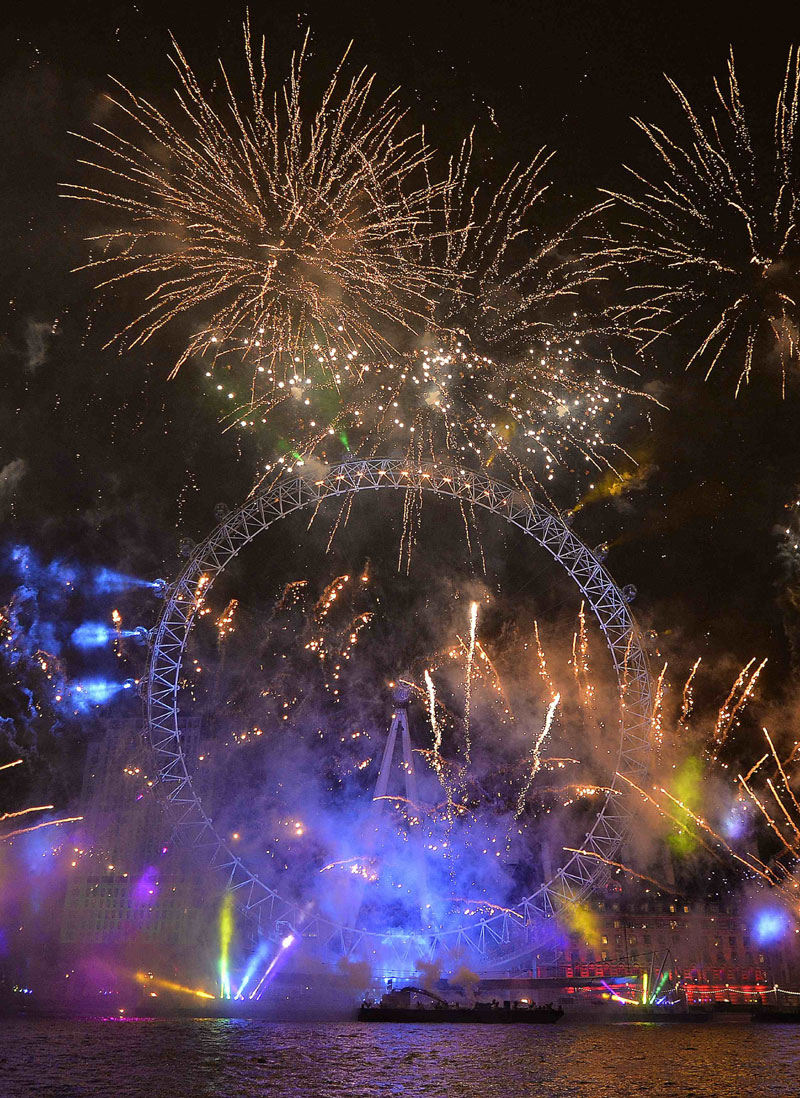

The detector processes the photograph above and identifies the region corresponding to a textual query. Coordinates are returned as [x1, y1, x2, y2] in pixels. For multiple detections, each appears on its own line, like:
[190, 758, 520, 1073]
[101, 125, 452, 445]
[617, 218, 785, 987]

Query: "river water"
[1, 1017, 798, 1098]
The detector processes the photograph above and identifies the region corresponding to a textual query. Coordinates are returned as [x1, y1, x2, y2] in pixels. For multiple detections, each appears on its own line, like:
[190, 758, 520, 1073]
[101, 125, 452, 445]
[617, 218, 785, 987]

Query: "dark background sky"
[2, 0, 800, 768]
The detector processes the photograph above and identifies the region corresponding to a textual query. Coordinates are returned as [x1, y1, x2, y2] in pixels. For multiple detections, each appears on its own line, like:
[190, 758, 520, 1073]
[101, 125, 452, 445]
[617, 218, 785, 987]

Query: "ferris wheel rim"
[144, 457, 653, 960]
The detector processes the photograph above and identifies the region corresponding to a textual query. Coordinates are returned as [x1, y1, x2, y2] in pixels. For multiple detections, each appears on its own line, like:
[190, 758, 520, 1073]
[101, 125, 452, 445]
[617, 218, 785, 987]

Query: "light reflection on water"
[1, 1017, 799, 1098]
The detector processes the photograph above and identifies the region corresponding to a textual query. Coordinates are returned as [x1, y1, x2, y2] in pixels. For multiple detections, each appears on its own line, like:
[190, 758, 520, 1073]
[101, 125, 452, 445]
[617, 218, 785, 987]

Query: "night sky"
[3, 0, 800, 797]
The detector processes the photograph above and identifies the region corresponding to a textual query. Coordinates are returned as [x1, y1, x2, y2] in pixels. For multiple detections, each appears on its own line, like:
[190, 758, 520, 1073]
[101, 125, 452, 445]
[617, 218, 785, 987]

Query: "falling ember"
[320, 857, 379, 883]
[194, 574, 212, 617]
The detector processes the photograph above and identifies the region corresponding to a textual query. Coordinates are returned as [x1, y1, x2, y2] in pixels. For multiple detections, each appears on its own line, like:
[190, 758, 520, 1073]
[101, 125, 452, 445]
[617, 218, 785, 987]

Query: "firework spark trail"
[319, 857, 379, 882]
[534, 621, 556, 699]
[515, 692, 561, 819]
[431, 129, 639, 355]
[274, 579, 309, 613]
[598, 48, 800, 394]
[0, 804, 54, 822]
[658, 781, 783, 883]
[710, 657, 767, 758]
[314, 575, 350, 620]
[1, 816, 84, 842]
[679, 657, 702, 729]
[475, 641, 510, 709]
[742, 753, 770, 783]
[423, 669, 445, 785]
[323, 497, 357, 556]
[555, 783, 622, 805]
[763, 727, 800, 820]
[452, 635, 511, 716]
[216, 599, 238, 643]
[563, 848, 678, 893]
[724, 657, 767, 735]
[452, 898, 524, 921]
[649, 663, 668, 753]
[766, 778, 800, 843]
[571, 602, 595, 708]
[462, 601, 478, 770]
[373, 794, 427, 818]
[399, 485, 423, 573]
[0, 760, 23, 773]
[616, 772, 778, 883]
[737, 773, 797, 855]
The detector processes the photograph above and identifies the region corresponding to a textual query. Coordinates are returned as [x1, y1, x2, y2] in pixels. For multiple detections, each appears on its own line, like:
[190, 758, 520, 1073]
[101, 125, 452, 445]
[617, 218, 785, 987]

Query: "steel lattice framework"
[145, 458, 653, 966]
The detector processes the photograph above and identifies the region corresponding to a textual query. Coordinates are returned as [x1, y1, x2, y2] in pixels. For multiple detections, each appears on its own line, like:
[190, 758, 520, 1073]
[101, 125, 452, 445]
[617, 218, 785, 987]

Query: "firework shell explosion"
[64, 19, 656, 499]
[64, 20, 455, 375]
[597, 47, 800, 395]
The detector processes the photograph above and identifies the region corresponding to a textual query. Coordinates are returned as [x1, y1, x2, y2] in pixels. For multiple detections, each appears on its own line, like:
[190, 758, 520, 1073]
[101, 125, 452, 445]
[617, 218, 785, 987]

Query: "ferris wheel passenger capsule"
[622, 584, 637, 603]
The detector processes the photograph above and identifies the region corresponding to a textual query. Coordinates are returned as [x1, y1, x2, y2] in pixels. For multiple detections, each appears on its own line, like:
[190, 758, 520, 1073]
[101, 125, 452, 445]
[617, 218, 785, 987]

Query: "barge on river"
[358, 986, 564, 1024]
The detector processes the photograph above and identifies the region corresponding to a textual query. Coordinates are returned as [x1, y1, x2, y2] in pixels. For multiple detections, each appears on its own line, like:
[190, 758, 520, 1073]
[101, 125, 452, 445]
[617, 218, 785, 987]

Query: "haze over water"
[2, 1018, 799, 1098]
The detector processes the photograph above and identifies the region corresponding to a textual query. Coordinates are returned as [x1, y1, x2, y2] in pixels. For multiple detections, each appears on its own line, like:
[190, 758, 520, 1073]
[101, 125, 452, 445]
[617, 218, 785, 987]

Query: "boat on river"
[358, 986, 563, 1024]
[752, 1008, 800, 1024]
